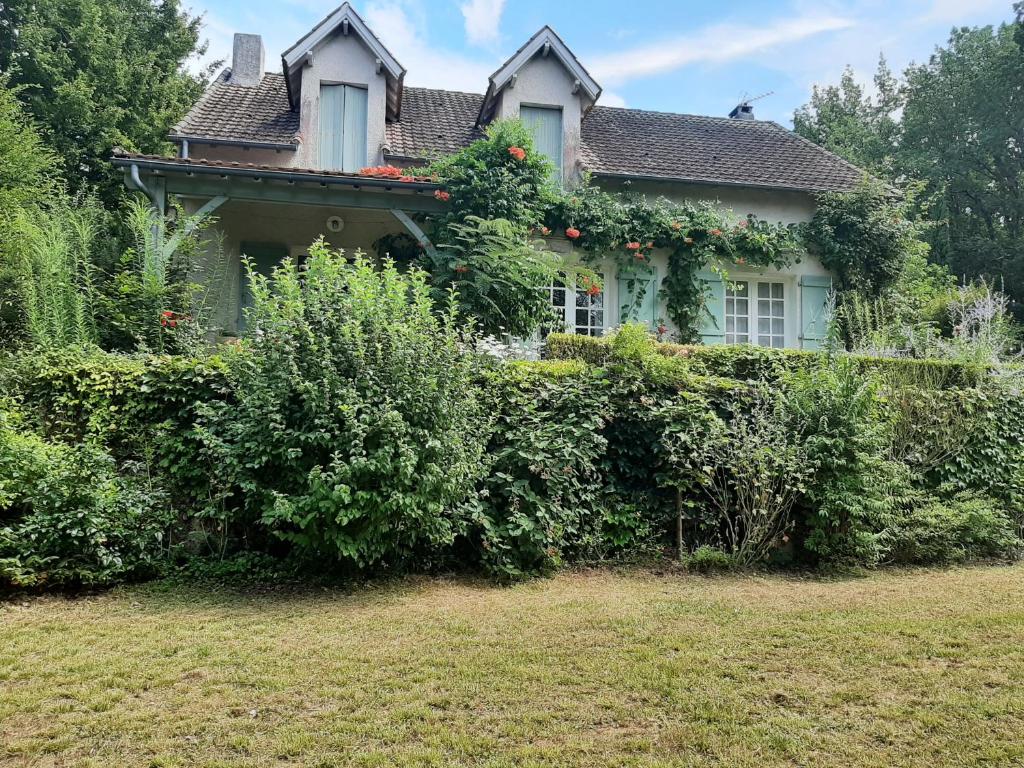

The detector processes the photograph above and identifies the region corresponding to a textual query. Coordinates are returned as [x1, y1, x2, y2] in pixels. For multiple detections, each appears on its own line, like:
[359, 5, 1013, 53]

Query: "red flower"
[540, 226, 551, 236]
[635, 253, 646, 261]
[508, 146, 526, 161]
[710, 228, 723, 236]
[626, 241, 641, 250]
[359, 165, 403, 178]
[565, 227, 581, 240]
[587, 283, 601, 296]
[738, 219, 749, 229]
[657, 324, 668, 335]
[434, 190, 451, 202]
[454, 265, 469, 274]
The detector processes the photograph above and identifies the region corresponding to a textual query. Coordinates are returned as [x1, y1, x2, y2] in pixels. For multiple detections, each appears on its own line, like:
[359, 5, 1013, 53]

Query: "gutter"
[113, 155, 441, 192]
[169, 135, 300, 152]
[588, 170, 851, 195]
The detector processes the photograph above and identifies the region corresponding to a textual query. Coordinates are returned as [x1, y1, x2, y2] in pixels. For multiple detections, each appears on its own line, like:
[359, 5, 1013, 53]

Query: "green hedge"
[544, 333, 989, 389]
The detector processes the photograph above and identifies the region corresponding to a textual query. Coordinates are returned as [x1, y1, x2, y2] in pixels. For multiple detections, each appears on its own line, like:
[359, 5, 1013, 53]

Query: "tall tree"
[793, 57, 902, 177]
[900, 22, 1024, 304]
[0, 0, 214, 205]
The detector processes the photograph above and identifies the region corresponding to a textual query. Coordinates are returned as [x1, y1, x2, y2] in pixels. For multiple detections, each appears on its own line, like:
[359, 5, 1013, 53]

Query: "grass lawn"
[2, 565, 1024, 767]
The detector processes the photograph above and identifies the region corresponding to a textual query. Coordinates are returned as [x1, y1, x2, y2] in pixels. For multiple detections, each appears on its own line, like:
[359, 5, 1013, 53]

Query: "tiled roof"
[170, 76, 866, 192]
[384, 87, 485, 160]
[171, 71, 299, 146]
[578, 107, 865, 192]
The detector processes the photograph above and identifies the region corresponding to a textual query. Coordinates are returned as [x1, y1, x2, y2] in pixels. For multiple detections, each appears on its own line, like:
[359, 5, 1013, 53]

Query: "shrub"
[198, 241, 488, 569]
[472, 360, 610, 578]
[686, 546, 736, 573]
[882, 493, 1020, 564]
[0, 401, 171, 588]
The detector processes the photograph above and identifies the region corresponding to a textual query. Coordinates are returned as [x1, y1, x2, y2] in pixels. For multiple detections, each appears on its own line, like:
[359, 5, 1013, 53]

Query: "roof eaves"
[586, 169, 853, 195]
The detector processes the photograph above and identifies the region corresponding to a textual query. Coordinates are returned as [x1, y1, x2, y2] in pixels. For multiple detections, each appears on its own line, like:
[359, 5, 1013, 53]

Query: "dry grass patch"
[2, 565, 1023, 767]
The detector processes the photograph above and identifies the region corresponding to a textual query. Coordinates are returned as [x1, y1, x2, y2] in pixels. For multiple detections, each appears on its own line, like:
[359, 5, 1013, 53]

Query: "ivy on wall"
[399, 119, 912, 342]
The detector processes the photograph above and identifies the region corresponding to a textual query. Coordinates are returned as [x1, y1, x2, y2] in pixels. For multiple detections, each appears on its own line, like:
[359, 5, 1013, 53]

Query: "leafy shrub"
[418, 216, 564, 338]
[0, 401, 171, 588]
[472, 360, 609, 578]
[198, 241, 487, 568]
[686, 546, 736, 573]
[882, 493, 1020, 564]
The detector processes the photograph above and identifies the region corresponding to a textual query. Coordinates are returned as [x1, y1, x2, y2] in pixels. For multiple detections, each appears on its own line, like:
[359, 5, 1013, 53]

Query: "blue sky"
[187, 0, 1017, 125]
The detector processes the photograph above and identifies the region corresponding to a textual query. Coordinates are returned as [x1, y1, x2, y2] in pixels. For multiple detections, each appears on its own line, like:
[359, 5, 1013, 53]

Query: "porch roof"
[112, 152, 445, 213]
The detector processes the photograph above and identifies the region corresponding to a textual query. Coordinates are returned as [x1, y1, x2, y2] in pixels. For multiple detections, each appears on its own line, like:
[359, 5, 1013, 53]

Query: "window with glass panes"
[725, 281, 750, 343]
[723, 279, 786, 348]
[756, 282, 785, 348]
[574, 274, 605, 336]
[539, 274, 606, 336]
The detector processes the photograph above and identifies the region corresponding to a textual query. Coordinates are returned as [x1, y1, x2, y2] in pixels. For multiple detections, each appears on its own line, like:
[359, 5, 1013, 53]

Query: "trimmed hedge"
[544, 333, 990, 389]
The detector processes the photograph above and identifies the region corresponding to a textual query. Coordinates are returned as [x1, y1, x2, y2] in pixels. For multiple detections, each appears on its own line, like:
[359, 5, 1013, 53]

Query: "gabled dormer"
[282, 2, 405, 172]
[476, 26, 602, 184]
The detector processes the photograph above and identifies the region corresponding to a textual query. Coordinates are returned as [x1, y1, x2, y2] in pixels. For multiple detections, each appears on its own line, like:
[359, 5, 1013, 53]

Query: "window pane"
[736, 298, 748, 314]
[772, 318, 784, 335]
[726, 316, 735, 332]
[576, 309, 589, 325]
[771, 301, 784, 318]
[772, 282, 783, 299]
[737, 317, 749, 333]
[758, 318, 770, 334]
[757, 282, 770, 298]
[758, 300, 771, 317]
[758, 335, 770, 346]
[552, 289, 565, 305]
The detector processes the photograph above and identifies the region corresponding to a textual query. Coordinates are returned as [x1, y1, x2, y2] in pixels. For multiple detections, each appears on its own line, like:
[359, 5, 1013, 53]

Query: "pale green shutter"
[239, 242, 289, 333]
[319, 84, 343, 170]
[696, 270, 725, 345]
[799, 275, 833, 350]
[520, 106, 563, 182]
[341, 85, 368, 172]
[319, 84, 367, 172]
[617, 266, 658, 329]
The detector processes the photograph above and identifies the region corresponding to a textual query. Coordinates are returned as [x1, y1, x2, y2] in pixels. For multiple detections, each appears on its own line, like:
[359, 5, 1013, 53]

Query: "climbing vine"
[546, 182, 803, 338]
[401, 118, 904, 342]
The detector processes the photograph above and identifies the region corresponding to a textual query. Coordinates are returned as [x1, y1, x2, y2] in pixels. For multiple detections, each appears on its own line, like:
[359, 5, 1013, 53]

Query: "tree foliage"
[0, 0, 213, 204]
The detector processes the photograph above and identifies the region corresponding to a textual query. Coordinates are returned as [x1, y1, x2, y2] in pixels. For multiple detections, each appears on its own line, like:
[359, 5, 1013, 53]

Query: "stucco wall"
[496, 55, 584, 183]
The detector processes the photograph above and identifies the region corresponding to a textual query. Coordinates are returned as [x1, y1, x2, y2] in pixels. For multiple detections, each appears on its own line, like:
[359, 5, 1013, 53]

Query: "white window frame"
[540, 272, 607, 337]
[725, 278, 787, 349]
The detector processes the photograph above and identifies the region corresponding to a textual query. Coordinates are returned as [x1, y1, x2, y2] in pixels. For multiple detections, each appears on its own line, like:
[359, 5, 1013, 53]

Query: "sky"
[185, 0, 1018, 125]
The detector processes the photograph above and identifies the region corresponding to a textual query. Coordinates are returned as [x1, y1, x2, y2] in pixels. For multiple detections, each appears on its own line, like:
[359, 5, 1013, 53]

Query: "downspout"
[129, 163, 164, 253]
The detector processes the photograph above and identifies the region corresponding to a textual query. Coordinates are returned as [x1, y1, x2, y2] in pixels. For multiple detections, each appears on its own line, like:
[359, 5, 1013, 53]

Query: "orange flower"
[540, 226, 551, 236]
[508, 146, 526, 161]
[635, 253, 646, 261]
[710, 228, 723, 236]
[626, 241, 641, 250]
[565, 227, 581, 240]
[586, 283, 601, 296]
[454, 265, 469, 274]
[434, 190, 451, 201]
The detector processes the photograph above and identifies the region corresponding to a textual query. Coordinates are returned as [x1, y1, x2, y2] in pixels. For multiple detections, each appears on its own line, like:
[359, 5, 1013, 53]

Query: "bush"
[197, 241, 488, 569]
[882, 493, 1020, 564]
[0, 401, 171, 588]
[686, 546, 736, 573]
[472, 360, 610, 578]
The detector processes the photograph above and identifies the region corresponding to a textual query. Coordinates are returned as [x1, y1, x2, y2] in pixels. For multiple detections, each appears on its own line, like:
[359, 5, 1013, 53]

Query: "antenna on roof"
[729, 91, 772, 120]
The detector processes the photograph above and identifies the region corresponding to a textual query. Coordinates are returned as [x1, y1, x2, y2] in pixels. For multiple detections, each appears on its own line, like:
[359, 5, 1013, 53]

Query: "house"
[112, 2, 866, 349]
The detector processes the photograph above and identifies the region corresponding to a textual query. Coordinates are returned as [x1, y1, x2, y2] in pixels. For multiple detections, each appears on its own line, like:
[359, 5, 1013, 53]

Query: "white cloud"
[587, 14, 856, 86]
[364, 0, 497, 92]
[600, 90, 627, 108]
[460, 0, 506, 46]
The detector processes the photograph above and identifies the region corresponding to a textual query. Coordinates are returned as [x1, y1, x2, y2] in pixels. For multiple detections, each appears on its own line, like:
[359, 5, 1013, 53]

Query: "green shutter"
[617, 266, 658, 329]
[239, 242, 289, 333]
[520, 105, 563, 182]
[696, 270, 725, 345]
[319, 84, 343, 171]
[341, 85, 368, 172]
[319, 84, 367, 172]
[799, 275, 833, 350]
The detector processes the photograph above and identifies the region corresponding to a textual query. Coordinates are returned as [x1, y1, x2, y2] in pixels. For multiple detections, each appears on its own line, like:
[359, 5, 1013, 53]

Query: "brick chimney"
[728, 102, 755, 120]
[231, 33, 265, 87]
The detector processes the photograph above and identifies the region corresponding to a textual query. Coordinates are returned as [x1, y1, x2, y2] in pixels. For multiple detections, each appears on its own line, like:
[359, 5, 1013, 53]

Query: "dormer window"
[521, 105, 563, 183]
[319, 83, 368, 172]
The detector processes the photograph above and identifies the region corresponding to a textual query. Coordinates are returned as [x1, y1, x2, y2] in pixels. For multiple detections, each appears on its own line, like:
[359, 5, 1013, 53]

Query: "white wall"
[496, 55, 585, 183]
